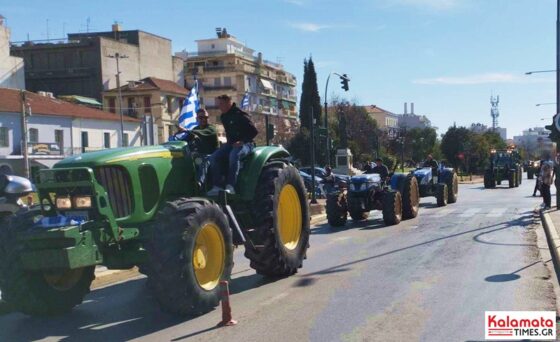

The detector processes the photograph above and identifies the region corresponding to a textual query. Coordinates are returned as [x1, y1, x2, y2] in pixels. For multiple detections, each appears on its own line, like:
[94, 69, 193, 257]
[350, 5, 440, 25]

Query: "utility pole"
[324, 72, 350, 166]
[107, 52, 128, 147]
[20, 90, 29, 179]
[310, 107, 317, 204]
[265, 114, 270, 146]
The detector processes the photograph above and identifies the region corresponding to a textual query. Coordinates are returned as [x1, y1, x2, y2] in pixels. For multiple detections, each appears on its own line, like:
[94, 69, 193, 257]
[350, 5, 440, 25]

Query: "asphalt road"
[0, 177, 557, 342]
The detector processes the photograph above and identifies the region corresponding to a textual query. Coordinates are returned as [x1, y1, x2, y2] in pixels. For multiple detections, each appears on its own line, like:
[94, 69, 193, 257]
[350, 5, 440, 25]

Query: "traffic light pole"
[324, 74, 332, 166]
[310, 107, 317, 204]
[556, 0, 560, 209]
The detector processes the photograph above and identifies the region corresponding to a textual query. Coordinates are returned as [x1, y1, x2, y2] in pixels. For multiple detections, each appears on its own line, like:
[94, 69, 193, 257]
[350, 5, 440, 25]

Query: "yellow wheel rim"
[43, 268, 84, 291]
[277, 184, 303, 250]
[193, 222, 225, 291]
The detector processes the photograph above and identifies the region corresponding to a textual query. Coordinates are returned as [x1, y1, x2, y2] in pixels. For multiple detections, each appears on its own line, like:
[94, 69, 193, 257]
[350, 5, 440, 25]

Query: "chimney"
[404, 102, 408, 114]
[128, 80, 136, 88]
[411, 102, 415, 114]
[257, 52, 263, 64]
[112, 22, 121, 32]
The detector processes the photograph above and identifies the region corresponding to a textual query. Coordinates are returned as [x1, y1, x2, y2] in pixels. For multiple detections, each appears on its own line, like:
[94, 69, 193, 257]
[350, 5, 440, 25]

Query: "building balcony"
[201, 85, 237, 92]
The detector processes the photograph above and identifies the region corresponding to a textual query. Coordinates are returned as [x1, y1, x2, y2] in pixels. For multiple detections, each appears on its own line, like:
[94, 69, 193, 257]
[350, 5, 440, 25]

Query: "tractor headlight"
[56, 196, 72, 209]
[73, 196, 92, 209]
[359, 183, 367, 191]
[349, 183, 356, 191]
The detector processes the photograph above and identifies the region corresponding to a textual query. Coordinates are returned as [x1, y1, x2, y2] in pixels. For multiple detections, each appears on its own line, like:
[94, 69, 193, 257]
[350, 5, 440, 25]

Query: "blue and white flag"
[241, 91, 250, 110]
[178, 81, 199, 130]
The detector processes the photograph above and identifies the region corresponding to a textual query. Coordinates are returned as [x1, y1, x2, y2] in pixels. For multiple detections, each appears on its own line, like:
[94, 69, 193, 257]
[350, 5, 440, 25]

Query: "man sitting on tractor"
[208, 94, 258, 195]
[367, 158, 389, 181]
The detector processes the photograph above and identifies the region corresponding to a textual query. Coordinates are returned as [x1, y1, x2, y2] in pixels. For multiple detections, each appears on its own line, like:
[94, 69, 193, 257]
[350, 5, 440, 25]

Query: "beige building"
[102, 77, 188, 144]
[363, 105, 400, 138]
[0, 16, 25, 89]
[183, 28, 298, 145]
[11, 24, 184, 101]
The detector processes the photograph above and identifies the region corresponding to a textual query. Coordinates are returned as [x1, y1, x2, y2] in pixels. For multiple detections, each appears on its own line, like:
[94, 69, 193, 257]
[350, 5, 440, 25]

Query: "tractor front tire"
[0, 210, 95, 316]
[350, 210, 369, 221]
[401, 175, 420, 219]
[484, 170, 495, 189]
[436, 183, 448, 207]
[382, 191, 402, 226]
[446, 172, 459, 204]
[528, 170, 534, 179]
[509, 171, 515, 188]
[146, 199, 233, 316]
[326, 192, 348, 227]
[246, 163, 310, 277]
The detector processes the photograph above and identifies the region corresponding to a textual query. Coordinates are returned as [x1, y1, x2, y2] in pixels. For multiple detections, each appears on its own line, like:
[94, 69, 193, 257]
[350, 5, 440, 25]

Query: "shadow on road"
[484, 259, 551, 283]
[472, 213, 546, 249]
[299, 211, 537, 280]
[0, 270, 285, 341]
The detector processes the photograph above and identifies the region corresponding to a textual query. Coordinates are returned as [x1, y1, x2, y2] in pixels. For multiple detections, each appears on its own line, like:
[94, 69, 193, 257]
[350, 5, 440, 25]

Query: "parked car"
[299, 170, 325, 198]
[299, 167, 350, 184]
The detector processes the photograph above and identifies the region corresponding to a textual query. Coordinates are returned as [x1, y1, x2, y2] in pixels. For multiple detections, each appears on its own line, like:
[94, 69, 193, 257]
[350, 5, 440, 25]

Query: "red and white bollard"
[216, 280, 237, 327]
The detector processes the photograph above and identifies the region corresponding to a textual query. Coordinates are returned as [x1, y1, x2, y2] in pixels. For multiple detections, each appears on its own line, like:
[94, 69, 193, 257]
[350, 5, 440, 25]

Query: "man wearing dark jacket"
[208, 94, 258, 195]
[368, 158, 389, 180]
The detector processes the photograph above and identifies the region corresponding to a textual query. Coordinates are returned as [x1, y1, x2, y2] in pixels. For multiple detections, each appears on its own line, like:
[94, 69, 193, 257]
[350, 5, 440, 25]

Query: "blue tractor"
[410, 166, 458, 206]
[326, 173, 419, 227]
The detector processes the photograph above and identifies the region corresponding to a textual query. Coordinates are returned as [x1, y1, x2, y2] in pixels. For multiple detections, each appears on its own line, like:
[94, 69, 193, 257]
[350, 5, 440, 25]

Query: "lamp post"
[536, 103, 556, 106]
[525, 70, 556, 75]
[310, 107, 317, 204]
[107, 52, 128, 147]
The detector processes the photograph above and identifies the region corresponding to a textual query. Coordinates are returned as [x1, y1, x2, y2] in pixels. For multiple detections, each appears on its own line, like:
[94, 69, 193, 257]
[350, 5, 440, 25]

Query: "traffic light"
[267, 123, 275, 139]
[545, 115, 560, 143]
[340, 74, 349, 91]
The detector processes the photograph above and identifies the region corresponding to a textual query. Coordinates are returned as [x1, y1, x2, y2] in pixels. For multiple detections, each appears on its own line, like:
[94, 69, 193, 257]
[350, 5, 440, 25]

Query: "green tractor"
[526, 160, 540, 180]
[483, 149, 523, 189]
[0, 140, 310, 316]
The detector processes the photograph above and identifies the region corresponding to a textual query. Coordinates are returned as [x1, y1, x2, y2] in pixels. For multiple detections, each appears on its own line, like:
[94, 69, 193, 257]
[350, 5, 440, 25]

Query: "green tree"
[441, 126, 472, 169]
[299, 57, 322, 132]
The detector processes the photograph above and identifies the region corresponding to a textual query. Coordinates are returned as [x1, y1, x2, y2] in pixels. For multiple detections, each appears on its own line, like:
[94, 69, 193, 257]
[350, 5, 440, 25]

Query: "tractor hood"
[351, 174, 381, 184]
[413, 168, 432, 178]
[54, 142, 187, 169]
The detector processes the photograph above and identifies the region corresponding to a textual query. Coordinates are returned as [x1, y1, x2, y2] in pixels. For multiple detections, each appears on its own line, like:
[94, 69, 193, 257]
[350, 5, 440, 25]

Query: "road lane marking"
[459, 208, 481, 217]
[433, 208, 456, 217]
[487, 208, 508, 217]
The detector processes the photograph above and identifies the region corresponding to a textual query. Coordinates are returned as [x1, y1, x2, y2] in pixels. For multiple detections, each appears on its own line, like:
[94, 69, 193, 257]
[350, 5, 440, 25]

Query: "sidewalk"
[458, 175, 483, 184]
[541, 208, 560, 273]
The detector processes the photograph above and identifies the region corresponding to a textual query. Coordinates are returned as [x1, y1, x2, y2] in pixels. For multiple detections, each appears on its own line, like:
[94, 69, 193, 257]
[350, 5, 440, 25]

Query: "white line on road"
[487, 208, 508, 217]
[432, 208, 456, 217]
[459, 208, 482, 218]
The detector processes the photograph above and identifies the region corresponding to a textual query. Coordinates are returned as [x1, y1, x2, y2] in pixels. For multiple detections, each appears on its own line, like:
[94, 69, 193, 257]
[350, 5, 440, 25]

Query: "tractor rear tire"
[146, 199, 233, 316]
[382, 191, 402, 226]
[436, 183, 448, 207]
[401, 175, 420, 219]
[484, 170, 495, 189]
[326, 192, 348, 227]
[528, 170, 534, 179]
[0, 209, 95, 316]
[446, 172, 459, 204]
[246, 163, 310, 277]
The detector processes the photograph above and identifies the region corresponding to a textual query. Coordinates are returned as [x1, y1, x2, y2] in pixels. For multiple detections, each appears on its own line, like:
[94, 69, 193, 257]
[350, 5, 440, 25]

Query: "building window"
[104, 132, 110, 148]
[108, 97, 116, 113]
[81, 131, 89, 153]
[29, 128, 38, 143]
[214, 77, 221, 86]
[167, 96, 173, 114]
[0, 127, 8, 147]
[168, 125, 175, 138]
[211, 44, 215, 49]
[143, 96, 152, 114]
[55, 129, 64, 150]
[223, 77, 232, 86]
[123, 133, 129, 147]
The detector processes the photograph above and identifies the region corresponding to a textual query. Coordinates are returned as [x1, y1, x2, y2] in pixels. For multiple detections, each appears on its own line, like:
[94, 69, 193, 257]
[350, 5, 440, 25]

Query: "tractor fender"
[236, 146, 291, 201]
[438, 169, 454, 183]
[390, 173, 407, 192]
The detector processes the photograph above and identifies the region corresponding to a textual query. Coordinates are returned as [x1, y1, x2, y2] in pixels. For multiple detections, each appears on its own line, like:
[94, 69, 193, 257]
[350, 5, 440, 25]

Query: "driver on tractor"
[366, 158, 389, 181]
[423, 154, 439, 179]
[208, 94, 258, 195]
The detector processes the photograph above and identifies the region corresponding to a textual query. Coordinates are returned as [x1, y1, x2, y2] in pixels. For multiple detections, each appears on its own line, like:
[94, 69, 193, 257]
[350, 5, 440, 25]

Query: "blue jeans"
[210, 143, 242, 187]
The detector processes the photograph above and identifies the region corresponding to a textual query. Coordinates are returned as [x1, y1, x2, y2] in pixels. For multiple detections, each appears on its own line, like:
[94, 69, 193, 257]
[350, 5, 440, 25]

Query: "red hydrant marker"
[216, 280, 237, 327]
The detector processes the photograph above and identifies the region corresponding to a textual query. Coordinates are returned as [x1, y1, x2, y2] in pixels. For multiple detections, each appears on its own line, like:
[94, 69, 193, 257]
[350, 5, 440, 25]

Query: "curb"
[310, 213, 327, 226]
[540, 209, 560, 275]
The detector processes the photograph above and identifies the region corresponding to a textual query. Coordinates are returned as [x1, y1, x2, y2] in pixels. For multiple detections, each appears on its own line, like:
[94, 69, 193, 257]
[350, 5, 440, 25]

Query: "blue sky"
[2, 0, 557, 138]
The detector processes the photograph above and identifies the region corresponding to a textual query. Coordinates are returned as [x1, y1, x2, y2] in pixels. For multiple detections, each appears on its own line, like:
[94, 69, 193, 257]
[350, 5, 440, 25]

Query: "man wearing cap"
[208, 94, 258, 195]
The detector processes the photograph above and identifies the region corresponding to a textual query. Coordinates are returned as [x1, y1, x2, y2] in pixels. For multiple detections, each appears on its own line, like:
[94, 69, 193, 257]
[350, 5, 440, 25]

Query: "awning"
[260, 79, 274, 90]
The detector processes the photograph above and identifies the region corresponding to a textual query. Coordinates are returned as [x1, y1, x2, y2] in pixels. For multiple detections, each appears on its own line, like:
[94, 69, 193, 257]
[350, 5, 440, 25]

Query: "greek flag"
[241, 91, 250, 110]
[178, 81, 199, 130]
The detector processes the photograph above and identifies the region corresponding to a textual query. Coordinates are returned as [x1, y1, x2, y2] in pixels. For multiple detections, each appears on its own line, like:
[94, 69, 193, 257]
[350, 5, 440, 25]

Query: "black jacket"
[220, 103, 258, 144]
[370, 164, 389, 179]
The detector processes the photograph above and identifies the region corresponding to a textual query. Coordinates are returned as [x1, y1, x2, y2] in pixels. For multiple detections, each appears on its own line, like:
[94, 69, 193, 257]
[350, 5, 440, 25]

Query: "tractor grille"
[95, 166, 133, 218]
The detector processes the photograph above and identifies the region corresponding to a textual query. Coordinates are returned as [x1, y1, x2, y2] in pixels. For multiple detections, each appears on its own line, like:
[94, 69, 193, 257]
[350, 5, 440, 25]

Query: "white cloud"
[289, 22, 331, 32]
[388, 0, 461, 11]
[413, 73, 554, 85]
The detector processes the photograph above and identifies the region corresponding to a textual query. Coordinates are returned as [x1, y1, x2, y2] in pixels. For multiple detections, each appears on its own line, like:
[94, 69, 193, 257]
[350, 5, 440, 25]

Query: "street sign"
[457, 152, 465, 160]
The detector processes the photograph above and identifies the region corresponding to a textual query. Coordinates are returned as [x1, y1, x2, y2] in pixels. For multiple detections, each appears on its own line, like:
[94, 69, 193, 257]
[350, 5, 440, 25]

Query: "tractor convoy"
[6, 136, 535, 320]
